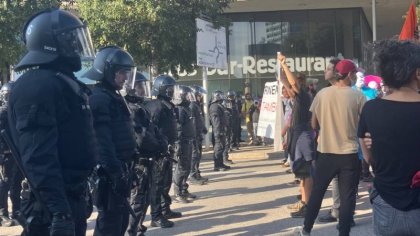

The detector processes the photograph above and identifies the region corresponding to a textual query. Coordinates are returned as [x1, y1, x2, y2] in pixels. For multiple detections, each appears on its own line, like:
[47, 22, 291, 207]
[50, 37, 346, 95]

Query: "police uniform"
[126, 96, 168, 236]
[9, 69, 96, 236]
[173, 100, 195, 200]
[189, 101, 207, 181]
[209, 99, 229, 170]
[0, 96, 23, 226]
[146, 96, 178, 222]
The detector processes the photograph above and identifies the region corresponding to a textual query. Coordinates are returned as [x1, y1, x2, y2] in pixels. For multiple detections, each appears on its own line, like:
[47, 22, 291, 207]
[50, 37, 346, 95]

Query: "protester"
[358, 40, 420, 236]
[242, 93, 256, 145]
[317, 58, 356, 226]
[278, 53, 315, 218]
[294, 59, 366, 236]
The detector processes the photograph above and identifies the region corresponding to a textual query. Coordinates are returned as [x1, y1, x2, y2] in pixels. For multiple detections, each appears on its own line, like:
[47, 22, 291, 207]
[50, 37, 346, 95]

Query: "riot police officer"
[0, 82, 23, 227]
[84, 46, 137, 236]
[209, 91, 231, 171]
[8, 9, 96, 236]
[172, 85, 196, 203]
[222, 99, 234, 165]
[226, 91, 240, 150]
[188, 85, 208, 184]
[125, 72, 169, 236]
[146, 75, 180, 228]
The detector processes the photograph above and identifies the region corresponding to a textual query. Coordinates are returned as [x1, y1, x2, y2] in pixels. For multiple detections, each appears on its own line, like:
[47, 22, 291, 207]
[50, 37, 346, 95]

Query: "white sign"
[196, 18, 227, 70]
[257, 81, 282, 139]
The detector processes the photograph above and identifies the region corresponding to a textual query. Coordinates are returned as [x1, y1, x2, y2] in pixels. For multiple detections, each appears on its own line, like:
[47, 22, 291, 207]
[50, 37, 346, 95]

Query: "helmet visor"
[56, 26, 95, 60]
[118, 67, 137, 91]
[134, 80, 151, 99]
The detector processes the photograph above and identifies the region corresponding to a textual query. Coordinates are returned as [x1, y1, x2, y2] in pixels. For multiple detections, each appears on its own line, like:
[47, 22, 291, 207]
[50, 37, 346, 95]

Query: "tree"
[76, 0, 232, 76]
[0, 1, 70, 81]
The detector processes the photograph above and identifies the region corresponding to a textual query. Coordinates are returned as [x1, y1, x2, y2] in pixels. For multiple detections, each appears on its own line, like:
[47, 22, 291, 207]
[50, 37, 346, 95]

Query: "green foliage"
[76, 0, 233, 76]
[0, 0, 66, 80]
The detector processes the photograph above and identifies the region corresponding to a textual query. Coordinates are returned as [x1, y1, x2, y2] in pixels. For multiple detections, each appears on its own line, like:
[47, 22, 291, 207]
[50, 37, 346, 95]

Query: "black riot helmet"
[83, 46, 137, 90]
[172, 85, 194, 105]
[226, 90, 236, 100]
[152, 74, 176, 99]
[190, 85, 207, 101]
[125, 72, 151, 102]
[0, 82, 14, 103]
[15, 8, 95, 72]
[210, 90, 225, 104]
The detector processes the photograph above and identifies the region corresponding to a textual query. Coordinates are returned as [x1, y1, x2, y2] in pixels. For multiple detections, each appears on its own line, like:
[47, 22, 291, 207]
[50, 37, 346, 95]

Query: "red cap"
[336, 59, 357, 75]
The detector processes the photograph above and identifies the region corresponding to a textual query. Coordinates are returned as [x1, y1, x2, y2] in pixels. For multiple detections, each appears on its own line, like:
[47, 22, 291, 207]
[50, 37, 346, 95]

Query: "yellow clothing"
[310, 86, 366, 154]
[242, 100, 254, 123]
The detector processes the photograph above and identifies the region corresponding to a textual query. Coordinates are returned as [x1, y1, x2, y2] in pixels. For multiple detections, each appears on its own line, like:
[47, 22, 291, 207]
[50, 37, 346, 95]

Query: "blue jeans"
[372, 192, 420, 236]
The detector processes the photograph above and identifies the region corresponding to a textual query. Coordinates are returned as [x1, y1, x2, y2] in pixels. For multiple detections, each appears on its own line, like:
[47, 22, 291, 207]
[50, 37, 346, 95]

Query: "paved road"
[2, 145, 374, 236]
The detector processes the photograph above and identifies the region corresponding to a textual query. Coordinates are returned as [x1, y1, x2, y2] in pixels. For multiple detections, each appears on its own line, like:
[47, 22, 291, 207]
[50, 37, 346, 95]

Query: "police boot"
[150, 216, 174, 228]
[189, 176, 206, 185]
[197, 172, 209, 182]
[163, 209, 182, 219]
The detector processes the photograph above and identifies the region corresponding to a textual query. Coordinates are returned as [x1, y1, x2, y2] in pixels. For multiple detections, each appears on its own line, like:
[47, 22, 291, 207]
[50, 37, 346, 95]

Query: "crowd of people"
[0, 8, 419, 236]
[276, 41, 420, 235]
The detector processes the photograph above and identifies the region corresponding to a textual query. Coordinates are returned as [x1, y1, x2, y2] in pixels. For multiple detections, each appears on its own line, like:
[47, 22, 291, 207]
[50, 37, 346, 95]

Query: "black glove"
[202, 128, 208, 135]
[50, 213, 75, 236]
[111, 174, 130, 197]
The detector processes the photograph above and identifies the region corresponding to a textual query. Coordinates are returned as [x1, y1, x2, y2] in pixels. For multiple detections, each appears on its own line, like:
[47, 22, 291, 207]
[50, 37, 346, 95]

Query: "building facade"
[178, 0, 409, 97]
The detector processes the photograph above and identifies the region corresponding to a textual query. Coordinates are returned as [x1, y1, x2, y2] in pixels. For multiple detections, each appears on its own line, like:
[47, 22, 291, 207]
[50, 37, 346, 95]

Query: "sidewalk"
[2, 144, 374, 236]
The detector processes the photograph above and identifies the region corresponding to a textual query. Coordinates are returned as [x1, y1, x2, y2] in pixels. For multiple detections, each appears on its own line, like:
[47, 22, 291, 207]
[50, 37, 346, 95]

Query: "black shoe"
[150, 217, 174, 228]
[214, 167, 227, 171]
[318, 211, 338, 223]
[290, 205, 306, 218]
[336, 220, 356, 230]
[221, 164, 231, 169]
[163, 210, 182, 219]
[137, 224, 147, 233]
[197, 173, 209, 182]
[189, 177, 205, 185]
[184, 191, 197, 200]
[173, 194, 191, 203]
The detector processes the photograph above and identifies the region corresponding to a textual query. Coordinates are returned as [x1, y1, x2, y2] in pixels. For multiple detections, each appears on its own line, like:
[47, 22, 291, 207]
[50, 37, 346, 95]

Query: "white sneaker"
[293, 226, 310, 236]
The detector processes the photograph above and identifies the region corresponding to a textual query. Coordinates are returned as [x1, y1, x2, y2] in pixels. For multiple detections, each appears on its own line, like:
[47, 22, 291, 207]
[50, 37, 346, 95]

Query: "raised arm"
[278, 53, 300, 94]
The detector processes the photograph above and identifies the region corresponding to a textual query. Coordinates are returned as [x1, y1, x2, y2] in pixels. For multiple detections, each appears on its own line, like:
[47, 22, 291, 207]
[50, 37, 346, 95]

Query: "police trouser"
[150, 156, 165, 221]
[94, 170, 132, 236]
[223, 128, 232, 161]
[173, 140, 193, 195]
[213, 136, 226, 168]
[21, 182, 90, 236]
[232, 119, 240, 146]
[190, 138, 203, 178]
[0, 154, 23, 217]
[128, 161, 152, 236]
[161, 155, 173, 213]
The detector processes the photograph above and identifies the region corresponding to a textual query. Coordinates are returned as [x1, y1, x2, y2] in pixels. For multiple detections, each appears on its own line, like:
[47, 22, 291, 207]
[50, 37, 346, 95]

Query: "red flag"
[399, 2, 418, 40]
